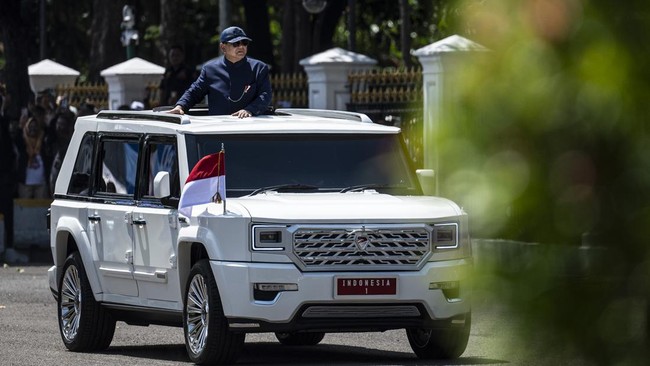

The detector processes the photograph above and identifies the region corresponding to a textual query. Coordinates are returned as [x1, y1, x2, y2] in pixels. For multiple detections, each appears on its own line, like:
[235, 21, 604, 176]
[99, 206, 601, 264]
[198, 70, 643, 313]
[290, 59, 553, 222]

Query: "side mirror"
[153, 171, 171, 198]
[416, 169, 435, 196]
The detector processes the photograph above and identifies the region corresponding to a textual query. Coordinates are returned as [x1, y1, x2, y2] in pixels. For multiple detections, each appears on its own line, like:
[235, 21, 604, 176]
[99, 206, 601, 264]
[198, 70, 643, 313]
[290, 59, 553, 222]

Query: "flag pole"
[221, 143, 226, 215]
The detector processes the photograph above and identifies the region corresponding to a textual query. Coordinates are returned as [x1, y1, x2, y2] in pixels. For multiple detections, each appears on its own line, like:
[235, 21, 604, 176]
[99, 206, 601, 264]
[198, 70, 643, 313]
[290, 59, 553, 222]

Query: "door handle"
[132, 219, 147, 226]
[88, 215, 101, 222]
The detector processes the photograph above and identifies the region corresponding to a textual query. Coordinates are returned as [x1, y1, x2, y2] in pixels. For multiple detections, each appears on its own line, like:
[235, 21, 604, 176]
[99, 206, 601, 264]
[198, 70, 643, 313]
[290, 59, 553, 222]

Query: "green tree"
[0, 0, 33, 117]
[443, 0, 650, 363]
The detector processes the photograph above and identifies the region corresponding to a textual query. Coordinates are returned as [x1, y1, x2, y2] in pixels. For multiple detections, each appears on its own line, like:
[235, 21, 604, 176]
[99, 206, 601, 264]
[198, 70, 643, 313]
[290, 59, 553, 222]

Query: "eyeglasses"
[228, 40, 249, 47]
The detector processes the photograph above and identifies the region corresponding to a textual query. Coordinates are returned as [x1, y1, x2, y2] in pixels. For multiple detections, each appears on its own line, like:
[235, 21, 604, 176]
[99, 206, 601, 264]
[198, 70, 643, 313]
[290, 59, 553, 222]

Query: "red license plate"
[336, 278, 397, 295]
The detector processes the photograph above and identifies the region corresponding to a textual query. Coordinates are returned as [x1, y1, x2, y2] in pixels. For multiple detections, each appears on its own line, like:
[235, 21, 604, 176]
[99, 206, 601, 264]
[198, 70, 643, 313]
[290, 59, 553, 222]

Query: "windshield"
[185, 133, 421, 197]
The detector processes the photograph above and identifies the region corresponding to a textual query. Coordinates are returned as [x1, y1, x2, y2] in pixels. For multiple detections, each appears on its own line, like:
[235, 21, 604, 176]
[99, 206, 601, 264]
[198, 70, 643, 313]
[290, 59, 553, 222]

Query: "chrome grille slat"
[292, 227, 431, 271]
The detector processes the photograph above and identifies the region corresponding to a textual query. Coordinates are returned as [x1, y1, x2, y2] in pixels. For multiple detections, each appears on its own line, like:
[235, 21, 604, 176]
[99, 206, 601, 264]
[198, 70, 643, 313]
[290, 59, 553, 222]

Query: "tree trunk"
[313, 0, 346, 53]
[161, 0, 183, 61]
[280, 0, 296, 73]
[0, 0, 33, 118]
[89, 0, 128, 81]
[399, 0, 413, 67]
[280, 1, 346, 73]
[219, 0, 232, 33]
[295, 5, 312, 67]
[242, 0, 276, 71]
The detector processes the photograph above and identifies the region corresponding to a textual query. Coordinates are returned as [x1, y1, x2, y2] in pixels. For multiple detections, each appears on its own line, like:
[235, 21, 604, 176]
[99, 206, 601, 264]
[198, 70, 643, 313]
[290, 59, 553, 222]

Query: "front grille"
[292, 226, 430, 271]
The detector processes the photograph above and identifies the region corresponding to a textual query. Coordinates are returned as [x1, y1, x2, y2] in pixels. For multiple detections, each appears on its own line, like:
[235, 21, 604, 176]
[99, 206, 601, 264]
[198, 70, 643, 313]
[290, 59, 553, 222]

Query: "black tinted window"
[67, 133, 95, 195]
[186, 133, 419, 197]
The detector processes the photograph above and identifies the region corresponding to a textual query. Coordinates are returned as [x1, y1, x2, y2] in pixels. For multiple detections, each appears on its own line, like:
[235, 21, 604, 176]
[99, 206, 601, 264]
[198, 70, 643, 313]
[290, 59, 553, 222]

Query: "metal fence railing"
[347, 67, 423, 168]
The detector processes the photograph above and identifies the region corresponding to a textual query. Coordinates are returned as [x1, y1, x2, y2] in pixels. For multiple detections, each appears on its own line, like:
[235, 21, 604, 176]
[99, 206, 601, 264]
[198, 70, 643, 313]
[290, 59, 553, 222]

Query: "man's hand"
[168, 105, 184, 115]
[232, 109, 252, 118]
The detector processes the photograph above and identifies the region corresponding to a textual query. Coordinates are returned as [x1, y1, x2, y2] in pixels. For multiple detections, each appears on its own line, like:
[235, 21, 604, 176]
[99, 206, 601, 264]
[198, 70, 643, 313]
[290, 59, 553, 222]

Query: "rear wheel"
[183, 260, 245, 365]
[275, 332, 325, 346]
[58, 252, 116, 351]
[406, 312, 471, 359]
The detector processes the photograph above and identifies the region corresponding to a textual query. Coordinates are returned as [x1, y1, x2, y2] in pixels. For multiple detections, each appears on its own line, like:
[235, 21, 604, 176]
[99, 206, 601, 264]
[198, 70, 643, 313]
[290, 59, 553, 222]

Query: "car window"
[67, 133, 96, 195]
[141, 138, 180, 199]
[97, 138, 140, 196]
[186, 133, 419, 197]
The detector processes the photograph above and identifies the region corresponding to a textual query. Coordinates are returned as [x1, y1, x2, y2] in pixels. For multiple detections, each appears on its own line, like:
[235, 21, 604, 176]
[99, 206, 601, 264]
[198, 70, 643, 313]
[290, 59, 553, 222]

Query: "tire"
[406, 312, 471, 359]
[183, 260, 245, 365]
[58, 252, 116, 351]
[275, 332, 325, 346]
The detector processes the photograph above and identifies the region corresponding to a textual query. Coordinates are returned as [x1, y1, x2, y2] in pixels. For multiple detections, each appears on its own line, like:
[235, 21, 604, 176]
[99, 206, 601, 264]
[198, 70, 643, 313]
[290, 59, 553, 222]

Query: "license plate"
[336, 277, 397, 295]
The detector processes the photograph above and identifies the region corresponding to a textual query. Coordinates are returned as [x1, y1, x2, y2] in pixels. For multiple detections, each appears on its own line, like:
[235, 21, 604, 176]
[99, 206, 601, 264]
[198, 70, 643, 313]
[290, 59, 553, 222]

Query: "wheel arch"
[53, 217, 103, 300]
[177, 240, 209, 298]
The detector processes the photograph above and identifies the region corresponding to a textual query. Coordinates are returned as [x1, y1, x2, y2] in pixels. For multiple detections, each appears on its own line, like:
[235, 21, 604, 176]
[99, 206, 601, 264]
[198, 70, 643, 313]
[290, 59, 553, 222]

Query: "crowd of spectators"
[0, 86, 93, 264]
[0, 46, 194, 263]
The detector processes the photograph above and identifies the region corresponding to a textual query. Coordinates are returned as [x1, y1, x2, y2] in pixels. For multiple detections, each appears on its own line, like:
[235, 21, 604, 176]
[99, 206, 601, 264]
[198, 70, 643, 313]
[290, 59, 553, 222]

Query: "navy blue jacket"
[176, 56, 272, 115]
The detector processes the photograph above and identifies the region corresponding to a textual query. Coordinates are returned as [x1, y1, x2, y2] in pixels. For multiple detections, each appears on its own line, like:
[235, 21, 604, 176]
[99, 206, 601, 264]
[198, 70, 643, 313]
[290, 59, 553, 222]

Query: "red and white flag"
[178, 148, 226, 216]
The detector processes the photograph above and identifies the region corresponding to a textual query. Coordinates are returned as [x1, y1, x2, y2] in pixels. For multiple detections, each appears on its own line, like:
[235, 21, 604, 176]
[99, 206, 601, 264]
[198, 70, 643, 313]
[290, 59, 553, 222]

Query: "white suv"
[48, 108, 472, 364]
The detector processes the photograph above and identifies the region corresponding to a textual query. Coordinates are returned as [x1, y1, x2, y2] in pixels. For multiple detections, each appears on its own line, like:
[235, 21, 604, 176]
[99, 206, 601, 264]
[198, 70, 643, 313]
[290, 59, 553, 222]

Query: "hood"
[221, 191, 463, 222]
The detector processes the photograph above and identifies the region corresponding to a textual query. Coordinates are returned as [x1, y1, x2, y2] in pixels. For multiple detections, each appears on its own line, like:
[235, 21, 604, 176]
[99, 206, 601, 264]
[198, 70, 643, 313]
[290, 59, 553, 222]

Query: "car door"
[132, 136, 182, 307]
[87, 135, 141, 298]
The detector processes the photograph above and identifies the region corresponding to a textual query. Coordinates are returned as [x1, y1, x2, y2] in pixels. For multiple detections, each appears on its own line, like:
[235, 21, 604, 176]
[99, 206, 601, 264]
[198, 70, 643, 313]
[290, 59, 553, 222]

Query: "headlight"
[433, 223, 458, 249]
[251, 225, 287, 251]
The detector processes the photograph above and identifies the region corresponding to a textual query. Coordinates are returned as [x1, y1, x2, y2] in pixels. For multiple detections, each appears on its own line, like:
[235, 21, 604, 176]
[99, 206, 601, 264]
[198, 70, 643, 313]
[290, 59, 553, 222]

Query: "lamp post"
[302, 0, 327, 14]
[348, 0, 355, 52]
[39, 0, 46, 60]
[120, 5, 139, 60]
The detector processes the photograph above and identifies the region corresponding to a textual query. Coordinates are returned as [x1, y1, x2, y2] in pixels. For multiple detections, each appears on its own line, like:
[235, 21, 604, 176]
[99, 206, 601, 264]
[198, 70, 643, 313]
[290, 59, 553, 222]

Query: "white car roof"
[76, 108, 401, 135]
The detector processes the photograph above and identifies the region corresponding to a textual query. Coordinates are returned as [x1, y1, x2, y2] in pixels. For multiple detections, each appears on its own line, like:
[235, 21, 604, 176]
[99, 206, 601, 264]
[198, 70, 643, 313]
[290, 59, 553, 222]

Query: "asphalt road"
[0, 264, 592, 366]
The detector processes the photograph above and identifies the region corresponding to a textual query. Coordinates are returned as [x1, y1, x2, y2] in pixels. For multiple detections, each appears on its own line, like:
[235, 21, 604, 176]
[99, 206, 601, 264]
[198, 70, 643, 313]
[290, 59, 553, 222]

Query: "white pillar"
[28, 59, 80, 94]
[100, 57, 165, 110]
[300, 47, 376, 110]
[412, 35, 488, 191]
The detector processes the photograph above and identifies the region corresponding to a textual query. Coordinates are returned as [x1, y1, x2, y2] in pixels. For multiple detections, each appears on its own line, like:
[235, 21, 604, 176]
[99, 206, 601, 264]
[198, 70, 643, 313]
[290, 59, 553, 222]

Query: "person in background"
[130, 100, 145, 110]
[160, 45, 195, 106]
[77, 101, 96, 117]
[169, 26, 272, 118]
[15, 115, 51, 199]
[0, 108, 26, 264]
[48, 110, 76, 192]
[36, 89, 56, 129]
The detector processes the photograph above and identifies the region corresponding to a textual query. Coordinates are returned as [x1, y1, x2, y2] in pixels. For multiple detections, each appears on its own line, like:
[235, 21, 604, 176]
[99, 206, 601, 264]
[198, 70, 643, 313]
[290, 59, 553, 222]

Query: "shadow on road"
[104, 341, 508, 365]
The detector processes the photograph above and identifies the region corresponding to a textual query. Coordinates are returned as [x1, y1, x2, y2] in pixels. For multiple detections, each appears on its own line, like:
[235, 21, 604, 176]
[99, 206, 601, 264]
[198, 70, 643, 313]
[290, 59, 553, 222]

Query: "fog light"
[254, 283, 298, 292]
[428, 281, 458, 290]
[429, 281, 461, 301]
[253, 283, 298, 301]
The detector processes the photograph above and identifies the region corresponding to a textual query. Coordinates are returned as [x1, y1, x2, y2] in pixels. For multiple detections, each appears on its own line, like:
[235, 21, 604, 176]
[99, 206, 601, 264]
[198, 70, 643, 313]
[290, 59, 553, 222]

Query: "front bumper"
[210, 259, 472, 332]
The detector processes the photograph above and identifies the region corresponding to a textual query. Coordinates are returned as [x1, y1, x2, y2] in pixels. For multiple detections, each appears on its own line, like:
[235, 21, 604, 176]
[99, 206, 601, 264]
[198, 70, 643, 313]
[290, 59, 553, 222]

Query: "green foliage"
[447, 0, 650, 363]
[330, 0, 455, 67]
[144, 25, 161, 42]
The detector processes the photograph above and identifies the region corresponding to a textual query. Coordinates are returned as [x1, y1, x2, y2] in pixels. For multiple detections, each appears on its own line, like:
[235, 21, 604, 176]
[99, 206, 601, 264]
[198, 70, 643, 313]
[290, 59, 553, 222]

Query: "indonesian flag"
[178, 148, 226, 216]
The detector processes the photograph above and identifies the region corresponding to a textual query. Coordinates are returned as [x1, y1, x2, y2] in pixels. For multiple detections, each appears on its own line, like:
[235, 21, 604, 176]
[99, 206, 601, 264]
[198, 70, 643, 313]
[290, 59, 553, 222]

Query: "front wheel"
[58, 252, 116, 351]
[183, 260, 244, 365]
[406, 312, 471, 359]
[275, 332, 325, 346]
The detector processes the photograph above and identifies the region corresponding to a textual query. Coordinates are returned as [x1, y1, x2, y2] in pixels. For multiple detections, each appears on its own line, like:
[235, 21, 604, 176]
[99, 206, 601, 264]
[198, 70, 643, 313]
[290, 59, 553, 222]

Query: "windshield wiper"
[339, 183, 407, 193]
[248, 183, 320, 196]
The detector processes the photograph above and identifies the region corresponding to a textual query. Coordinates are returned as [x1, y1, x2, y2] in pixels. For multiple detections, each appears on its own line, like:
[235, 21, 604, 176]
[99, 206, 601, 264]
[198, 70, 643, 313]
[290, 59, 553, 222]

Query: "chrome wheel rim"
[186, 274, 209, 355]
[60, 265, 81, 341]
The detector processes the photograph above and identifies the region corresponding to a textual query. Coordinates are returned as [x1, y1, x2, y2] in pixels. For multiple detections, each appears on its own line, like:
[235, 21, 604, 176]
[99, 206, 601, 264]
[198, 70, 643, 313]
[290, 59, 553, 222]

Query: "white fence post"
[300, 47, 376, 110]
[28, 59, 80, 95]
[100, 57, 164, 110]
[413, 35, 488, 193]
